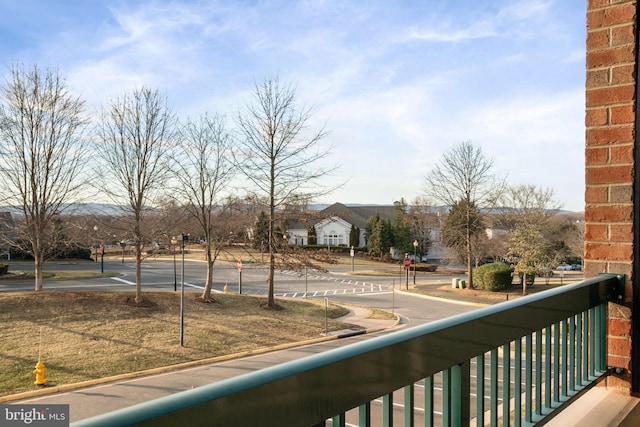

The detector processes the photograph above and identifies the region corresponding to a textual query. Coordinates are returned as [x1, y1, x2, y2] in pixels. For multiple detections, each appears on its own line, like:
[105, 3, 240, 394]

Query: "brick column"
[585, 0, 636, 393]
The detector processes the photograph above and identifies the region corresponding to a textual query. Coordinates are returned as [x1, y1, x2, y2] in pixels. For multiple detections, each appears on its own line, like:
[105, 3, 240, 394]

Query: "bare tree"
[424, 141, 504, 288]
[173, 113, 235, 302]
[236, 76, 334, 308]
[0, 64, 87, 291]
[95, 87, 177, 304]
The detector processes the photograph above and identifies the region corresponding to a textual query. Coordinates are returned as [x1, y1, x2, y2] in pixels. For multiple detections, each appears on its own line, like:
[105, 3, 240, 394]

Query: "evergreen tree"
[308, 225, 317, 245]
[392, 199, 412, 253]
[349, 224, 360, 248]
[252, 211, 269, 249]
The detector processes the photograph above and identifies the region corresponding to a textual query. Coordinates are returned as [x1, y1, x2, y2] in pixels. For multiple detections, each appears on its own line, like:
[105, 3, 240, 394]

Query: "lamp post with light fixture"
[93, 225, 98, 263]
[179, 233, 189, 347]
[171, 236, 177, 291]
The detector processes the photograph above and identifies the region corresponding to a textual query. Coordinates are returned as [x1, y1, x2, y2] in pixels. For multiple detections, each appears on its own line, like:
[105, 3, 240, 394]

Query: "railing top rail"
[72, 274, 619, 427]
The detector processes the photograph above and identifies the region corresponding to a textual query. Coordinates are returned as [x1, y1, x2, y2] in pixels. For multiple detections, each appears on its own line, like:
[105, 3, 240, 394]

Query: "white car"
[557, 264, 573, 271]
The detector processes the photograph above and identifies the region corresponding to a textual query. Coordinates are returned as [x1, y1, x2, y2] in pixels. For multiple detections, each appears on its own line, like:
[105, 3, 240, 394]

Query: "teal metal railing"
[72, 274, 623, 427]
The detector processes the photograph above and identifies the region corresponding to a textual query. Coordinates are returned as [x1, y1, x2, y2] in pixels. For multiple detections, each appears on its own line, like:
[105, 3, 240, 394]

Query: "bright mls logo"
[0, 405, 69, 426]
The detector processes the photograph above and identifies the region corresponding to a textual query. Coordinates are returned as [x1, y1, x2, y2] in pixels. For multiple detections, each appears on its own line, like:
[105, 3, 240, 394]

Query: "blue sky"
[0, 1, 586, 211]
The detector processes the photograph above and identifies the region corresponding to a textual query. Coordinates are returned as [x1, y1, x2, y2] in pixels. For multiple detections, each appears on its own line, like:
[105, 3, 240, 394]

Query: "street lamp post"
[171, 236, 177, 292]
[93, 225, 98, 263]
[413, 239, 419, 284]
[179, 233, 189, 347]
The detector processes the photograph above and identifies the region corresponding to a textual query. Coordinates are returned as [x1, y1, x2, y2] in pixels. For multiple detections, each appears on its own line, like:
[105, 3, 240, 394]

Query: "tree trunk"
[267, 250, 275, 307]
[466, 222, 474, 289]
[34, 257, 44, 292]
[135, 244, 142, 304]
[201, 244, 214, 301]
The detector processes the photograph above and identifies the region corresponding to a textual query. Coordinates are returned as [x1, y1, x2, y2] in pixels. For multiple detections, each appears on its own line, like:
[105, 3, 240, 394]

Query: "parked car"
[571, 264, 582, 271]
[557, 264, 573, 271]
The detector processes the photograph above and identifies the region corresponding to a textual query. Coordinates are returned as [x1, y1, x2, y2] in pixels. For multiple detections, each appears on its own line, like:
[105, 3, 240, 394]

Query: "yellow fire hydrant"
[223, 283, 228, 293]
[33, 360, 46, 385]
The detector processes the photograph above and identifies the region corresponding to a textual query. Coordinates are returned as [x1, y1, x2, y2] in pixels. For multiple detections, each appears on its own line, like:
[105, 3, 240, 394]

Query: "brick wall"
[585, 0, 636, 393]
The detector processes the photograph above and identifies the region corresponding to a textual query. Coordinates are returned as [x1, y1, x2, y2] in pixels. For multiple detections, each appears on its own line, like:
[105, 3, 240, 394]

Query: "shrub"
[473, 262, 513, 292]
[0, 264, 8, 275]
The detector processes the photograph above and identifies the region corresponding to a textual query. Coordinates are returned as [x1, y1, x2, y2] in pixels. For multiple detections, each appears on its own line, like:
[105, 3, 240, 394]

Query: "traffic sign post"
[404, 255, 411, 289]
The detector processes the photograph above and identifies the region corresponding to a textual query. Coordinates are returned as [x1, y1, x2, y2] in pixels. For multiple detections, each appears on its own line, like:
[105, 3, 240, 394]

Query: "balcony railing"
[72, 274, 623, 427]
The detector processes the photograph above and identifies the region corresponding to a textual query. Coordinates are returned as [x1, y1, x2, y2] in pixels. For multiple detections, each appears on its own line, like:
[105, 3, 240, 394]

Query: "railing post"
[598, 304, 607, 373]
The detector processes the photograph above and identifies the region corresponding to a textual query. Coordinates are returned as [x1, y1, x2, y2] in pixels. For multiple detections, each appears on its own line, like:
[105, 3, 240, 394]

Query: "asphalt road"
[1, 258, 474, 327]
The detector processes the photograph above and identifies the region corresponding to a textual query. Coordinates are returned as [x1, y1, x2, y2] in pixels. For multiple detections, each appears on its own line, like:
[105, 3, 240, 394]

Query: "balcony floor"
[543, 385, 640, 426]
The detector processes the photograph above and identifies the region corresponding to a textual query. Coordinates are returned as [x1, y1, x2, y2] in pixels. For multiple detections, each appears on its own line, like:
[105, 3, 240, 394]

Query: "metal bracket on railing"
[599, 273, 625, 301]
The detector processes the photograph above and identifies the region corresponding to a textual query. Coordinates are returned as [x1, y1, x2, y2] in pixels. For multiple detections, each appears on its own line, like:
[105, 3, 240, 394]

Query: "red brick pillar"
[585, 0, 636, 393]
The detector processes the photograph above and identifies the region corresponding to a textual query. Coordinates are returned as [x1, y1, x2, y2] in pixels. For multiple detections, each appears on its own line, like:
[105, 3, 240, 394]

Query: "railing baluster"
[576, 312, 583, 387]
[545, 326, 552, 412]
[443, 368, 451, 427]
[553, 322, 560, 406]
[535, 329, 542, 418]
[476, 353, 485, 425]
[358, 402, 371, 427]
[502, 342, 511, 426]
[525, 334, 533, 423]
[569, 316, 576, 393]
[583, 310, 589, 383]
[331, 413, 345, 427]
[562, 319, 568, 400]
[404, 384, 414, 427]
[514, 339, 522, 427]
[424, 376, 434, 427]
[589, 307, 596, 379]
[451, 362, 470, 427]
[490, 349, 498, 426]
[383, 393, 393, 427]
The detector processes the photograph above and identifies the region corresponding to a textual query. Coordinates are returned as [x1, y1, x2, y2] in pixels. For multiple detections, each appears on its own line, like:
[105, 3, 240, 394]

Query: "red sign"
[403, 256, 411, 268]
[237, 259, 243, 272]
